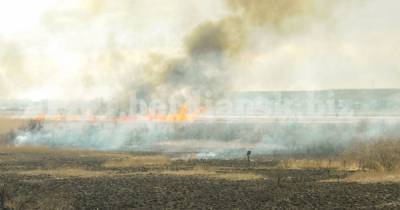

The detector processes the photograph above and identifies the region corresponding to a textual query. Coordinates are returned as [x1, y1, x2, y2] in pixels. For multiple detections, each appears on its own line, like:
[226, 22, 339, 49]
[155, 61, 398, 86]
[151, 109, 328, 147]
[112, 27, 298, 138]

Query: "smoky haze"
[0, 0, 399, 157]
[130, 0, 342, 101]
[0, 0, 398, 100]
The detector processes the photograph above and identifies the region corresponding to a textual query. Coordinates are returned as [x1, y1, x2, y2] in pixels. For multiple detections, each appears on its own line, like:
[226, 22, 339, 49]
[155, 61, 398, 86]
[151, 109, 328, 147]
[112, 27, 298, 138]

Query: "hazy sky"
[0, 0, 399, 100]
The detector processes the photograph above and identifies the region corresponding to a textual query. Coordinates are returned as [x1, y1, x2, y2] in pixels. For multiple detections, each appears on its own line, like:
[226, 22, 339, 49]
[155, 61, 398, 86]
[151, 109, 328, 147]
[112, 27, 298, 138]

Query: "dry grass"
[346, 171, 400, 183]
[15, 166, 264, 181]
[0, 145, 101, 155]
[343, 138, 400, 172]
[322, 171, 400, 183]
[103, 155, 171, 168]
[0, 146, 168, 170]
[0, 118, 27, 135]
[0, 117, 28, 145]
[278, 159, 359, 171]
[0, 146, 53, 153]
[0, 145, 128, 158]
[160, 166, 265, 181]
[18, 168, 112, 178]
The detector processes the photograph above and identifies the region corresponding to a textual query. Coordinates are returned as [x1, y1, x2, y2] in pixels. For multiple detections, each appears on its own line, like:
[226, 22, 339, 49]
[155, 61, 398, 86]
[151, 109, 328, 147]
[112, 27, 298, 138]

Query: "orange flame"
[147, 104, 205, 122]
[29, 105, 205, 123]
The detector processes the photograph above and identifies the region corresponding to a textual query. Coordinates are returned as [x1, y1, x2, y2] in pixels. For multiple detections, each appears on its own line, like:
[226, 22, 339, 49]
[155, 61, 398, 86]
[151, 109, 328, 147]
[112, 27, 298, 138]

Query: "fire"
[29, 105, 205, 123]
[147, 104, 205, 122]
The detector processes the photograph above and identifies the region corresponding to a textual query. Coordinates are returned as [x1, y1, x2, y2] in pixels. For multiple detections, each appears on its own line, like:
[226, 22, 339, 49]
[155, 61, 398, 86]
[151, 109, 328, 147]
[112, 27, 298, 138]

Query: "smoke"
[0, 0, 229, 99]
[1, 0, 400, 157]
[12, 115, 400, 157]
[129, 17, 245, 101]
[0, 42, 27, 97]
[128, 0, 344, 102]
[226, 0, 336, 27]
[233, 0, 400, 91]
[185, 18, 244, 57]
[0, 0, 398, 99]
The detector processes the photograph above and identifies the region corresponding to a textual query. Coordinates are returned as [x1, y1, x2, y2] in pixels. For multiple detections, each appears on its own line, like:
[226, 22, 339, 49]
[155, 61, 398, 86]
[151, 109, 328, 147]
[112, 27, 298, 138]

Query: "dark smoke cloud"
[184, 18, 245, 57]
[131, 0, 340, 101]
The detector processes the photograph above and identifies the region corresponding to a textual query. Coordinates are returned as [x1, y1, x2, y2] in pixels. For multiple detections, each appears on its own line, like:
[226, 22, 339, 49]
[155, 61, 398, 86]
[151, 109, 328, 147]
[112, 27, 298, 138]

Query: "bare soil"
[0, 148, 400, 209]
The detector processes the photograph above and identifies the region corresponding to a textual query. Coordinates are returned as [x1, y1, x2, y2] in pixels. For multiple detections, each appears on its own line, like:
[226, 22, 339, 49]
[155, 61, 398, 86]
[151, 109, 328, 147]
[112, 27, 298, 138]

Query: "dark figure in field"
[247, 150, 251, 166]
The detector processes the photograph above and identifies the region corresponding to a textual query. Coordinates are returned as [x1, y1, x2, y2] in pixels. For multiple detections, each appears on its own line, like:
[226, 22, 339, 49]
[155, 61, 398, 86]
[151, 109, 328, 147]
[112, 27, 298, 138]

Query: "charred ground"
[0, 147, 399, 209]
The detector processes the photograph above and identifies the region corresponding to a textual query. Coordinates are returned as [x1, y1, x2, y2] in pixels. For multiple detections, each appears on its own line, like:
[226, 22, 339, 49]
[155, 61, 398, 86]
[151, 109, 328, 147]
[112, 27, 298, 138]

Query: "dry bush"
[343, 138, 400, 172]
[373, 139, 400, 171]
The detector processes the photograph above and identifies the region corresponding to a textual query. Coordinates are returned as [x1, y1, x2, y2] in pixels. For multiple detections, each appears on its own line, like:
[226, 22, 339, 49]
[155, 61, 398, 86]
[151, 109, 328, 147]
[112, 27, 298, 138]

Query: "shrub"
[344, 138, 400, 172]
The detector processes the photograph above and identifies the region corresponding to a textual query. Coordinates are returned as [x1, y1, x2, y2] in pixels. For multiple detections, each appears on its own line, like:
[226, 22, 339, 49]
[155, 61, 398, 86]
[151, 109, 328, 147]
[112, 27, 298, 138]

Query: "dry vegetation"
[103, 155, 171, 168]
[1, 117, 400, 208]
[13, 163, 264, 181]
[0, 117, 28, 146]
[0, 145, 48, 152]
[0, 118, 27, 135]
[342, 172, 400, 183]
[1, 146, 400, 209]
[0, 146, 261, 182]
[18, 168, 111, 178]
[160, 166, 264, 181]
[278, 159, 359, 171]
[343, 138, 400, 172]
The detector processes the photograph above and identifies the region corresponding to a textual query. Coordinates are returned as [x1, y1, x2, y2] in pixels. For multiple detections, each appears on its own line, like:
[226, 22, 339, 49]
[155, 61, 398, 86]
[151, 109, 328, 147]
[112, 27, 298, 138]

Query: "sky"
[0, 0, 399, 100]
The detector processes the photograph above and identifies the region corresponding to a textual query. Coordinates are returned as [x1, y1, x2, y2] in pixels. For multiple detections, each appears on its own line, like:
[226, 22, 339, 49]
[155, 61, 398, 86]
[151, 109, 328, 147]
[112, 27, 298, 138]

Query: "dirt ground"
[0, 147, 399, 209]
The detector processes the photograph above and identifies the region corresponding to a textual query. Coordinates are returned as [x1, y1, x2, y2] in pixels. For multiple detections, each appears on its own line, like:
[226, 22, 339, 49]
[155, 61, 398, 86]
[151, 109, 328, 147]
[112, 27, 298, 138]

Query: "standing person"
[247, 150, 252, 167]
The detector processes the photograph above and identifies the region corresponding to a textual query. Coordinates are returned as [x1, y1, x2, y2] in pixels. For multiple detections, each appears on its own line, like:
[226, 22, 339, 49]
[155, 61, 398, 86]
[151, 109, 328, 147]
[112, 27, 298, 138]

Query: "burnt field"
[0, 147, 400, 209]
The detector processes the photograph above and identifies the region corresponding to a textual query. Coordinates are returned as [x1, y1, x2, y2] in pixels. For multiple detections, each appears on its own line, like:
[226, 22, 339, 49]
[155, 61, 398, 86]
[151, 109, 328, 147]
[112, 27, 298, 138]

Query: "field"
[1, 117, 400, 209]
[0, 147, 399, 209]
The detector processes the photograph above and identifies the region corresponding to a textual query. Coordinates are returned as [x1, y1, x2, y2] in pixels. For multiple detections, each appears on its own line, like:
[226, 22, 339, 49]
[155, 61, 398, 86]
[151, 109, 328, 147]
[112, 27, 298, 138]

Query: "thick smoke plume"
[130, 0, 341, 102]
[0, 0, 398, 99]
